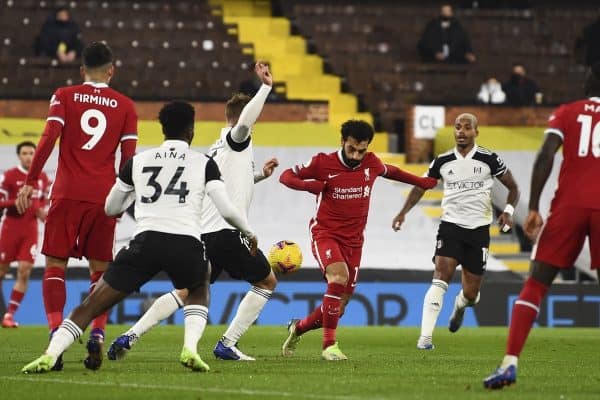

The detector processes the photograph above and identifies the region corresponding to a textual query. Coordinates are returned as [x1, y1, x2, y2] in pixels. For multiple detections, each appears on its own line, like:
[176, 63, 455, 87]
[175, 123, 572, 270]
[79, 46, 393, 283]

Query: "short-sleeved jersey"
[201, 127, 254, 233]
[47, 82, 137, 204]
[117, 140, 222, 241]
[0, 165, 50, 227]
[428, 145, 507, 229]
[293, 150, 387, 248]
[545, 97, 600, 210]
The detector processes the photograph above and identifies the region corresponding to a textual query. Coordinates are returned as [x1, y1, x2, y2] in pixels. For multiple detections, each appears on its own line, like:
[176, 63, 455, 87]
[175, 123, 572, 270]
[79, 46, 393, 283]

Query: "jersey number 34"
[141, 166, 189, 204]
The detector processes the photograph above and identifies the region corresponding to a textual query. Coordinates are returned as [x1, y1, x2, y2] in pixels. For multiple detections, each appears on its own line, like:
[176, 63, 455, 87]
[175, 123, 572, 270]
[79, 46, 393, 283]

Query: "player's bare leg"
[418, 256, 457, 349]
[484, 261, 558, 389]
[0, 262, 10, 280]
[215, 270, 277, 361]
[23, 278, 128, 373]
[448, 268, 482, 333]
[180, 278, 210, 372]
[108, 288, 187, 360]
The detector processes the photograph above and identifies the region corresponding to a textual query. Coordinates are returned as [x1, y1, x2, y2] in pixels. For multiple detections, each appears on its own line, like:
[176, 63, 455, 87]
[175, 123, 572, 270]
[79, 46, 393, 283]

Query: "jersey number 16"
[577, 114, 600, 158]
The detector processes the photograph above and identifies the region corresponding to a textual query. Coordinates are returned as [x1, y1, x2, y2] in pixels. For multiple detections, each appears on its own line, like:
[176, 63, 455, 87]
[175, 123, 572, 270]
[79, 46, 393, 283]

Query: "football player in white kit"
[22, 101, 257, 374]
[393, 113, 519, 351]
[107, 62, 278, 361]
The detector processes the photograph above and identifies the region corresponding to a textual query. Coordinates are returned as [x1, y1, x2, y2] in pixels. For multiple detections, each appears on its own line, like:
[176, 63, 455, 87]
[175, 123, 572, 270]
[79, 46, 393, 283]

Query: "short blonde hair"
[226, 93, 251, 123]
[455, 113, 478, 129]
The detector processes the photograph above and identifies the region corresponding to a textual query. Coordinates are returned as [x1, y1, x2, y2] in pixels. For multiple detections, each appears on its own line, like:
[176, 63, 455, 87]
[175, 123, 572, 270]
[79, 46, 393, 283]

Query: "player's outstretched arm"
[392, 186, 427, 231]
[383, 164, 437, 189]
[230, 62, 273, 143]
[206, 180, 257, 255]
[496, 169, 520, 233]
[279, 168, 325, 195]
[254, 157, 279, 183]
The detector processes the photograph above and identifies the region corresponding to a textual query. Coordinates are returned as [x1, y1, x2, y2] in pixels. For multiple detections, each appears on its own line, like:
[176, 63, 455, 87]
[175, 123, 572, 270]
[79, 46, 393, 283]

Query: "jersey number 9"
[80, 109, 107, 150]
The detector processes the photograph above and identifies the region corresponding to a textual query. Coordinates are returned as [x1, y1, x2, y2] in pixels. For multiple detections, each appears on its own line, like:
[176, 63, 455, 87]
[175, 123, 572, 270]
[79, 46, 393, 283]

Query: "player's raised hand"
[392, 212, 406, 232]
[523, 210, 543, 242]
[262, 158, 279, 178]
[255, 61, 273, 86]
[16, 184, 34, 214]
[247, 234, 258, 256]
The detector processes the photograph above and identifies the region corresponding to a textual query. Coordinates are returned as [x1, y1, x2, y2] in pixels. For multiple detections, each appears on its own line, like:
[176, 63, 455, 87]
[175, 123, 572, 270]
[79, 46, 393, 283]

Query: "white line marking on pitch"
[0, 376, 388, 400]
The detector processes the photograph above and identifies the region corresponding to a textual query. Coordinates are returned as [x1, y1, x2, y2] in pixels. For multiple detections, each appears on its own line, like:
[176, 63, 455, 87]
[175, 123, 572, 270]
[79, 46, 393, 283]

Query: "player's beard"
[341, 150, 361, 168]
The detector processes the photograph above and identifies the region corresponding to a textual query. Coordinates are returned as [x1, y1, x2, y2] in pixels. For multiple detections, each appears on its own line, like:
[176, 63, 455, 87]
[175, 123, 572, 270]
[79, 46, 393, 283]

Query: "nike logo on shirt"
[328, 173, 341, 179]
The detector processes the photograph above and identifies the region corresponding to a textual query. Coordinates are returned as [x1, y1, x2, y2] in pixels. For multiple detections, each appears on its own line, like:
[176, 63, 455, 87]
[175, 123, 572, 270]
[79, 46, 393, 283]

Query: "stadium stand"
[277, 0, 598, 140]
[0, 0, 257, 100]
[2, 0, 598, 136]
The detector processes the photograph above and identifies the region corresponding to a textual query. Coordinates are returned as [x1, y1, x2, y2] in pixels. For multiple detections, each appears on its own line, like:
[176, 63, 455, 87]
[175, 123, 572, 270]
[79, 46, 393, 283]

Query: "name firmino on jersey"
[73, 93, 118, 108]
[155, 151, 186, 160]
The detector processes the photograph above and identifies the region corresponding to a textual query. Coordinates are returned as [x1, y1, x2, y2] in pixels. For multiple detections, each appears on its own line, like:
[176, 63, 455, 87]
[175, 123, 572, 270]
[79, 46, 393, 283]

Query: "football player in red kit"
[16, 42, 137, 370]
[0, 141, 50, 328]
[484, 64, 600, 389]
[280, 120, 437, 360]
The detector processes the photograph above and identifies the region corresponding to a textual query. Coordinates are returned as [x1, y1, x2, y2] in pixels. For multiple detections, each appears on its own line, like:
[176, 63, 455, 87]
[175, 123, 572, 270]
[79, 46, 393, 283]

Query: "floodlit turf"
[0, 325, 597, 400]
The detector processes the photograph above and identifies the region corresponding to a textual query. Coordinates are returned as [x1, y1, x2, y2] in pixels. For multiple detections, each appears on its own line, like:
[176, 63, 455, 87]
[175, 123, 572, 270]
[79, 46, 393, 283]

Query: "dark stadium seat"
[279, 0, 598, 133]
[0, 0, 263, 102]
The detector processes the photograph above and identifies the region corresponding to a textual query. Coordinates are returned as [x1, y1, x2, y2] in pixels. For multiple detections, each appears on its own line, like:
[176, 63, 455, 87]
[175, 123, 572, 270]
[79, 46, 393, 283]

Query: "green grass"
[0, 326, 597, 400]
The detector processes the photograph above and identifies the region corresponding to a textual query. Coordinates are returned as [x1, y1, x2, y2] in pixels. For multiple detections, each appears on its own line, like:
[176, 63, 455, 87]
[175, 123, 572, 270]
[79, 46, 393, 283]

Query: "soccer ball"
[268, 240, 303, 274]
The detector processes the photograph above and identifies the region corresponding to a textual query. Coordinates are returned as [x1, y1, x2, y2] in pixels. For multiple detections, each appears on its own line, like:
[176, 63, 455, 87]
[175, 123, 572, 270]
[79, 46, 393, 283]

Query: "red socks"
[506, 277, 549, 357]
[89, 271, 108, 332]
[7, 289, 24, 315]
[322, 282, 345, 349]
[43, 266, 66, 331]
[296, 305, 323, 335]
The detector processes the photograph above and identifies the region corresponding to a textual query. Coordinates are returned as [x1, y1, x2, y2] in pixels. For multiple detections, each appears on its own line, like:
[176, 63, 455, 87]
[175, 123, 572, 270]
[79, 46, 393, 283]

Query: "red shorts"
[310, 236, 362, 294]
[0, 221, 38, 263]
[42, 198, 116, 262]
[532, 207, 600, 269]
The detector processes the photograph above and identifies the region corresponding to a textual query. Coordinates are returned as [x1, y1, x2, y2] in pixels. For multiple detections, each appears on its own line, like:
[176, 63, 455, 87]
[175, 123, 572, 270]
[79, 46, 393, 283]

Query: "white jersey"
[427, 145, 507, 229]
[117, 140, 222, 240]
[201, 127, 255, 233]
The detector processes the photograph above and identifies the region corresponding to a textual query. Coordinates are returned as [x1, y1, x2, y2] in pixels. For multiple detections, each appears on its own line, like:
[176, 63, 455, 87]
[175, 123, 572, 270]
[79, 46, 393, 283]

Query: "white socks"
[420, 279, 448, 339]
[183, 305, 208, 352]
[125, 290, 183, 344]
[501, 355, 519, 369]
[454, 289, 480, 311]
[222, 286, 272, 347]
[46, 319, 82, 358]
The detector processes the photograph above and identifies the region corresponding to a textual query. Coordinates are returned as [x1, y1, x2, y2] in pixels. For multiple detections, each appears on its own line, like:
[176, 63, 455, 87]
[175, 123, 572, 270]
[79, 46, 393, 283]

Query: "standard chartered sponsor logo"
[332, 186, 364, 200]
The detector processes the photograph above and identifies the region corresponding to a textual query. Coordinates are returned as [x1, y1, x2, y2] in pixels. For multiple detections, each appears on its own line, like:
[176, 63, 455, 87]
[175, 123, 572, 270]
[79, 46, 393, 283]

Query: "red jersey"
[293, 150, 386, 247]
[27, 82, 137, 204]
[545, 97, 600, 210]
[0, 166, 50, 228]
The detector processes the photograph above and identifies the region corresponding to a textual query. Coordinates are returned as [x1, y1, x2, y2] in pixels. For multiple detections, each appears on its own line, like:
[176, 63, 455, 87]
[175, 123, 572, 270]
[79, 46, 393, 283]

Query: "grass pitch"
[0, 325, 597, 400]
